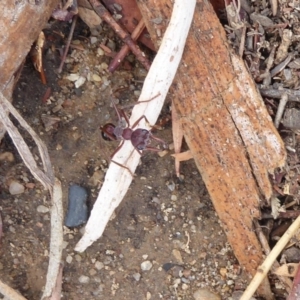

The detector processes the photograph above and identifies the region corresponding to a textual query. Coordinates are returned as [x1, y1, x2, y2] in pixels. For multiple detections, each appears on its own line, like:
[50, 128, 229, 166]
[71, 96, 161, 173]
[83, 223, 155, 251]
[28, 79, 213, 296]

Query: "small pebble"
[132, 273, 141, 281]
[90, 36, 98, 44]
[78, 275, 90, 284]
[9, 181, 25, 195]
[75, 76, 86, 88]
[97, 48, 104, 56]
[193, 288, 221, 300]
[65, 184, 88, 227]
[0, 152, 14, 162]
[167, 181, 175, 192]
[37, 205, 49, 213]
[9, 226, 16, 233]
[89, 269, 97, 276]
[66, 73, 79, 81]
[95, 261, 104, 270]
[66, 255, 73, 264]
[75, 254, 82, 262]
[141, 260, 153, 271]
[172, 249, 183, 264]
[171, 195, 177, 201]
[92, 74, 102, 82]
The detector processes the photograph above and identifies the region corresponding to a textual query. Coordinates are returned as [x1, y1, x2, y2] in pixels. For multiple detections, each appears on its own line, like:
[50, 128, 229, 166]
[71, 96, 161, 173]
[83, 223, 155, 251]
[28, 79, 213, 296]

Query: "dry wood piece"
[0, 0, 58, 141]
[108, 19, 146, 72]
[138, 0, 286, 299]
[89, 0, 151, 70]
[0, 0, 58, 89]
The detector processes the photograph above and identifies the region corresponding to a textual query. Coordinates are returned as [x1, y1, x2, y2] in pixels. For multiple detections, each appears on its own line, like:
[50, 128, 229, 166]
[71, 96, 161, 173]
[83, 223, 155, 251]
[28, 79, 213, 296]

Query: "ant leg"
[109, 140, 137, 177]
[112, 100, 131, 127]
[136, 92, 161, 104]
[131, 115, 150, 129]
[150, 134, 168, 149]
[110, 140, 125, 158]
[121, 93, 161, 110]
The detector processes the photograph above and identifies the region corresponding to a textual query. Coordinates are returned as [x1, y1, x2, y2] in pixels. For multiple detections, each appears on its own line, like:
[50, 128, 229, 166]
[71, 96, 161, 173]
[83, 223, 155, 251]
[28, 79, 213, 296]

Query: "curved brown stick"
[109, 19, 146, 72]
[89, 0, 151, 70]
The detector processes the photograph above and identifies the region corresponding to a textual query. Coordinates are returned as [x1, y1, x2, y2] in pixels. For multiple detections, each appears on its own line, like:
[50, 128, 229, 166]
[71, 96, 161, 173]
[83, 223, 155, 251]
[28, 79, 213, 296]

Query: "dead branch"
[108, 19, 146, 72]
[89, 0, 151, 70]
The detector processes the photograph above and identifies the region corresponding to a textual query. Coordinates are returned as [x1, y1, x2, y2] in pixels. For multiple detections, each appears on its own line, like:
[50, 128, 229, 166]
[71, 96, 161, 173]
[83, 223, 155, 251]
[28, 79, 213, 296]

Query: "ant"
[100, 95, 167, 173]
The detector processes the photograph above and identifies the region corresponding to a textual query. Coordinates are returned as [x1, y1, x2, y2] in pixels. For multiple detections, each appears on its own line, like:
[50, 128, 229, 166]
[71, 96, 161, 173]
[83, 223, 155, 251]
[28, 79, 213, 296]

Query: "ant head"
[101, 123, 117, 141]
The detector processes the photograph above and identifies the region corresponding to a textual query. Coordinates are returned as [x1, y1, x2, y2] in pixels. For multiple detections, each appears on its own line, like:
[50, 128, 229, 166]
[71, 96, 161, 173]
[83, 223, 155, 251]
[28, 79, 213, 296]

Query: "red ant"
[100, 96, 167, 172]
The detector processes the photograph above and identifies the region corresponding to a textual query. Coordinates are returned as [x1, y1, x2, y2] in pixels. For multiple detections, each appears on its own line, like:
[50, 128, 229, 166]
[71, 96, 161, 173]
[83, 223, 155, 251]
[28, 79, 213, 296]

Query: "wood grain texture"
[0, 0, 59, 89]
[138, 0, 286, 298]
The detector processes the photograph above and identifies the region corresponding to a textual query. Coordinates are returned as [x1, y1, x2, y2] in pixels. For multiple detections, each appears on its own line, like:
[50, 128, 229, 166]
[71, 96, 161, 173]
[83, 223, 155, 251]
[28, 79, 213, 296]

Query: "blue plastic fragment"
[65, 184, 88, 227]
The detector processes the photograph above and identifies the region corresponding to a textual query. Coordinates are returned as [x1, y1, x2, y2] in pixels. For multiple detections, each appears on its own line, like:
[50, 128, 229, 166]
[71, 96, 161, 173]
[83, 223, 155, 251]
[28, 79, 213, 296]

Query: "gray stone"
[65, 184, 88, 227]
[9, 181, 24, 195]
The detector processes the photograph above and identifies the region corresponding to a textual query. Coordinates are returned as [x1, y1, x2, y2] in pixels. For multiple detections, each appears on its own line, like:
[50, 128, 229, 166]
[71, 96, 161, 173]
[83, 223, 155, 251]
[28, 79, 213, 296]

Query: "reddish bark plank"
[0, 0, 58, 140]
[0, 0, 58, 90]
[138, 0, 286, 298]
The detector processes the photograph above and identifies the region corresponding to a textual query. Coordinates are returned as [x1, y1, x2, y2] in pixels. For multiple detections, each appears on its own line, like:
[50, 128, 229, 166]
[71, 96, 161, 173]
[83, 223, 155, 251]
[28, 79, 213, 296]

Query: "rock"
[65, 184, 88, 227]
[172, 249, 183, 264]
[95, 261, 104, 270]
[78, 275, 90, 284]
[66, 255, 73, 264]
[132, 273, 141, 281]
[0, 152, 14, 162]
[193, 288, 221, 300]
[141, 260, 153, 271]
[282, 246, 300, 263]
[37, 205, 49, 213]
[9, 180, 25, 195]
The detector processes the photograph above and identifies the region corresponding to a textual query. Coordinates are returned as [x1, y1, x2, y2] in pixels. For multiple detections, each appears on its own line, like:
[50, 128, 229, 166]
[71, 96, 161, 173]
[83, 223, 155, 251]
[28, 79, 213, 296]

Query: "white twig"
[240, 215, 300, 300]
[75, 0, 196, 252]
[41, 179, 64, 300]
[274, 93, 288, 128]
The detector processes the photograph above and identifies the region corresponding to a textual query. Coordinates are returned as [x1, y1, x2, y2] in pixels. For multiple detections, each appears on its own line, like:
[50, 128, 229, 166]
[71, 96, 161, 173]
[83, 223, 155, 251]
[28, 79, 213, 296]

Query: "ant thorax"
[118, 117, 127, 129]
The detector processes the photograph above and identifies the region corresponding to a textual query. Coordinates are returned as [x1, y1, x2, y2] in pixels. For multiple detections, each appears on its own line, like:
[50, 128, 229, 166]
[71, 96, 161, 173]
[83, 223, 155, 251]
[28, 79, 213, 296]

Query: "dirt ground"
[0, 20, 248, 300]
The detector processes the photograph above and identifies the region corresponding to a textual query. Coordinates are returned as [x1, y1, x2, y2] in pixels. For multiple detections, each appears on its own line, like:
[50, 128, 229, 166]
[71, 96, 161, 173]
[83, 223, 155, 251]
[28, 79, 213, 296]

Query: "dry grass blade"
[0, 92, 63, 299]
[241, 215, 300, 300]
[0, 92, 54, 189]
[41, 179, 64, 300]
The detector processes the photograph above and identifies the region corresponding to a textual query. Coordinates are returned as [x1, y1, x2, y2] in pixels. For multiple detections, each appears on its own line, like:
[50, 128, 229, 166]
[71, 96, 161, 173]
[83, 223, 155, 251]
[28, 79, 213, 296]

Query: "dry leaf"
[271, 196, 286, 219]
[274, 263, 299, 277]
[31, 31, 45, 72]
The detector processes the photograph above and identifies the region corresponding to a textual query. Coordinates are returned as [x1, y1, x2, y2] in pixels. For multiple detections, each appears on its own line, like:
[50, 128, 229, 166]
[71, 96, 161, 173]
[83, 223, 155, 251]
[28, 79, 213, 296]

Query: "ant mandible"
[100, 94, 167, 171]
